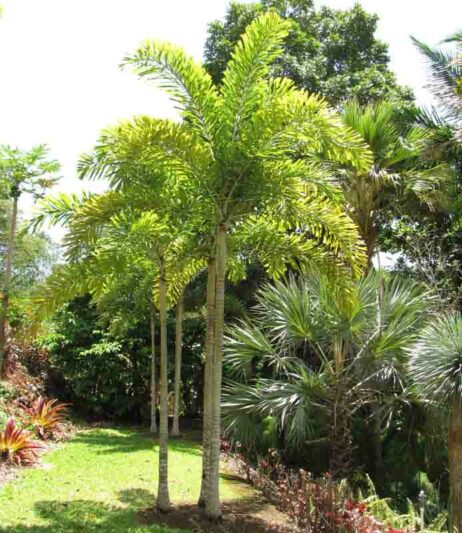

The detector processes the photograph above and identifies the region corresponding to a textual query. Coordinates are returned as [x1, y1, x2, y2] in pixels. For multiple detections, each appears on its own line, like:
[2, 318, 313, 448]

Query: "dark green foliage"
[38, 295, 205, 422]
[38, 296, 150, 421]
[204, 0, 413, 105]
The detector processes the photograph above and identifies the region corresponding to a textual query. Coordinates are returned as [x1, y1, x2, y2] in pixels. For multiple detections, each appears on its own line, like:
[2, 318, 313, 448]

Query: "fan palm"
[409, 313, 462, 532]
[340, 100, 450, 265]
[223, 272, 428, 479]
[117, 12, 371, 518]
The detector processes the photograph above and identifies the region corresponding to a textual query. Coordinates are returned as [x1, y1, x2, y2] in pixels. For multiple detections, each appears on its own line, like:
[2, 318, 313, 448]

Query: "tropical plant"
[120, 12, 370, 518]
[22, 396, 68, 440]
[339, 100, 450, 264]
[0, 145, 60, 373]
[32, 189, 203, 511]
[412, 32, 462, 146]
[223, 272, 428, 480]
[0, 417, 42, 465]
[409, 313, 462, 532]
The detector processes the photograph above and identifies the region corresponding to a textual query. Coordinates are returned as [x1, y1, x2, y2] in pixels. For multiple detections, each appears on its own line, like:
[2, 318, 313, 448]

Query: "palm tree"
[0, 145, 59, 373]
[409, 313, 462, 532]
[339, 100, 450, 265]
[412, 32, 462, 146]
[171, 290, 184, 437]
[119, 13, 370, 518]
[223, 272, 428, 479]
[31, 192, 202, 512]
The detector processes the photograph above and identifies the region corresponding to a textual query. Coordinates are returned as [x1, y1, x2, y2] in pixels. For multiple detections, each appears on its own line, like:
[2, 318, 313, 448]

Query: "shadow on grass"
[0, 488, 290, 533]
[73, 429, 202, 457]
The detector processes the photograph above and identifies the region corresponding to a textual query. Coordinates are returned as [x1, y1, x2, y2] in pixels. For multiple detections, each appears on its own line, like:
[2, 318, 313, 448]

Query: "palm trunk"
[372, 404, 384, 489]
[198, 257, 216, 509]
[330, 379, 353, 480]
[205, 224, 227, 520]
[171, 291, 184, 437]
[449, 400, 462, 533]
[156, 258, 170, 511]
[150, 302, 157, 434]
[0, 194, 18, 375]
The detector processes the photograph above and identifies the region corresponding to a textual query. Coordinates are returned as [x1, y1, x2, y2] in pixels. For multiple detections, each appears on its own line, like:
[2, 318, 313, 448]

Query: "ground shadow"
[73, 428, 202, 457]
[138, 497, 292, 532]
[1, 488, 291, 533]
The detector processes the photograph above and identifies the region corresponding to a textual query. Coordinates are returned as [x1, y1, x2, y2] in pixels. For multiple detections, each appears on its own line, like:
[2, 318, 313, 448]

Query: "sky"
[0, 0, 461, 238]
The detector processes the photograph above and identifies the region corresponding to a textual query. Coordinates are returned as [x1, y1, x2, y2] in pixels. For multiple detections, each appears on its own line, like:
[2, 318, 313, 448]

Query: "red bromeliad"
[0, 417, 43, 465]
[23, 396, 69, 439]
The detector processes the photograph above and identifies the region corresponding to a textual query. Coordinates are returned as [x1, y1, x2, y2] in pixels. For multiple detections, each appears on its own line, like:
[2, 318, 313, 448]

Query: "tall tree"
[409, 313, 462, 533]
[32, 191, 201, 512]
[204, 0, 413, 105]
[123, 12, 369, 518]
[0, 145, 59, 372]
[171, 291, 184, 437]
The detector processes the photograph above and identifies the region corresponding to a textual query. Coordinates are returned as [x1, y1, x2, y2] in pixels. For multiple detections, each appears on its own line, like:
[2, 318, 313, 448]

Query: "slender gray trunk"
[372, 404, 384, 488]
[171, 291, 184, 437]
[449, 400, 462, 532]
[156, 258, 170, 511]
[150, 302, 157, 434]
[205, 224, 227, 520]
[0, 194, 18, 375]
[198, 257, 216, 509]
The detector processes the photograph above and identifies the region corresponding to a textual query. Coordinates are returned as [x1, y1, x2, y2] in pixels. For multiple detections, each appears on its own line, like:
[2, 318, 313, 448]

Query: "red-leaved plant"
[0, 417, 43, 465]
[222, 439, 412, 533]
[23, 396, 69, 440]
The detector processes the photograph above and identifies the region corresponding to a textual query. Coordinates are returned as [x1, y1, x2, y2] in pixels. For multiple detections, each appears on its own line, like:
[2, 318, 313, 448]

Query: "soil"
[137, 469, 295, 533]
[0, 462, 18, 487]
[138, 496, 295, 532]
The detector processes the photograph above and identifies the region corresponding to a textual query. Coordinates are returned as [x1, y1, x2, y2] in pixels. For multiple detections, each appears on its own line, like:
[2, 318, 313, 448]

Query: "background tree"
[0, 145, 60, 372]
[204, 0, 413, 106]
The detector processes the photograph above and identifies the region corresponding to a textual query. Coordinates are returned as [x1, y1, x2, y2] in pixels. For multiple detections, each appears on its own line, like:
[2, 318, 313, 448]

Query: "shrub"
[23, 396, 68, 440]
[225, 443, 416, 532]
[0, 418, 43, 465]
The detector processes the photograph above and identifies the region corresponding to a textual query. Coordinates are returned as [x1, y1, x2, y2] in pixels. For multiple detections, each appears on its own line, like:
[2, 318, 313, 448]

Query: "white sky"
[0, 0, 461, 239]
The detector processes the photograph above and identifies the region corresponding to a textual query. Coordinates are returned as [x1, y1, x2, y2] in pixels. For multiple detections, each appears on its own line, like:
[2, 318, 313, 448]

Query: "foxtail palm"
[172, 291, 184, 437]
[409, 313, 462, 532]
[120, 13, 370, 518]
[31, 192, 202, 512]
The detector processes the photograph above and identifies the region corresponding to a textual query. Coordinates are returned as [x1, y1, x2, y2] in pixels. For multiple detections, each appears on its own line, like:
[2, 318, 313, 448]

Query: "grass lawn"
[0, 427, 255, 532]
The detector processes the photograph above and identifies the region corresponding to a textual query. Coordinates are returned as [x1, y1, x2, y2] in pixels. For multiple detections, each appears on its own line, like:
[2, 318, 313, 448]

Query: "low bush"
[0, 418, 43, 466]
[222, 441, 447, 532]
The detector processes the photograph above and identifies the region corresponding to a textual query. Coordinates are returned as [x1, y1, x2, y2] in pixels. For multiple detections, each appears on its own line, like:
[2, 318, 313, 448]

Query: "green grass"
[0, 427, 250, 532]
